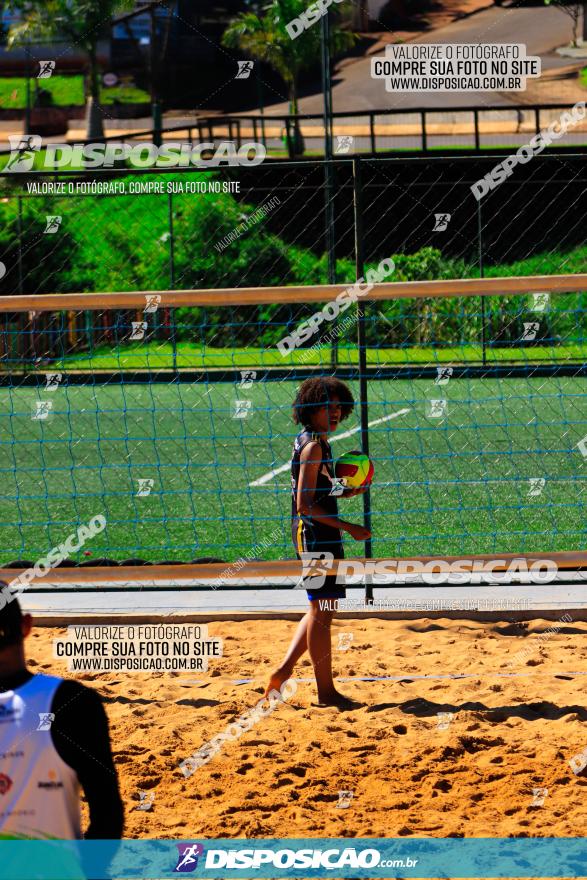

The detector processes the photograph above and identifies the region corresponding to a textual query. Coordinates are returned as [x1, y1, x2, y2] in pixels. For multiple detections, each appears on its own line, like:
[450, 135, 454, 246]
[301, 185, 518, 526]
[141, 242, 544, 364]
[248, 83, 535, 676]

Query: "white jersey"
[0, 674, 81, 839]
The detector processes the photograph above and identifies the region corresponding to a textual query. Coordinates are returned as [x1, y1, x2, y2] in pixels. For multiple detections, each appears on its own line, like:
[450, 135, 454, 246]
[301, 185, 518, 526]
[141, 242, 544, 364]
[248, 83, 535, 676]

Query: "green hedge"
[0, 177, 585, 351]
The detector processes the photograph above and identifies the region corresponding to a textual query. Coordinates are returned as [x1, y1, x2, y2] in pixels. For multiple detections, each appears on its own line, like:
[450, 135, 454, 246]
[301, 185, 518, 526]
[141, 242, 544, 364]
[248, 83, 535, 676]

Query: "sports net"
[1, 276, 587, 567]
[1, 154, 586, 576]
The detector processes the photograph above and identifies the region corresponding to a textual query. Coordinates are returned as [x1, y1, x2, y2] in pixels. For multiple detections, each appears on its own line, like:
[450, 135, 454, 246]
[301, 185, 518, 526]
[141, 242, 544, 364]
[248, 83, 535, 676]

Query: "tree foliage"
[5, 0, 133, 134]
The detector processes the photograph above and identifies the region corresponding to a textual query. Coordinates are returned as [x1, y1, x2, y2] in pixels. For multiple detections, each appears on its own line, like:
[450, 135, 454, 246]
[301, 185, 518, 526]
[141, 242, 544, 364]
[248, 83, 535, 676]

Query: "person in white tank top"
[0, 586, 123, 841]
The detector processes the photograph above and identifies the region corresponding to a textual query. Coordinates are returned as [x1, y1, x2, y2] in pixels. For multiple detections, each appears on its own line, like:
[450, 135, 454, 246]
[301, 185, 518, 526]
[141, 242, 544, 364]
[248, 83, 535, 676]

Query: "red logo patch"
[0, 773, 13, 795]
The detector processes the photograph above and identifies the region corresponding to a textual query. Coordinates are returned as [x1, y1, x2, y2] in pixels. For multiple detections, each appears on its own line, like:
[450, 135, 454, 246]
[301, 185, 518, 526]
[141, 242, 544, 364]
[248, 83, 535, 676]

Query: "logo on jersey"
[0, 773, 13, 795]
[174, 843, 205, 872]
[38, 769, 64, 790]
[0, 701, 23, 724]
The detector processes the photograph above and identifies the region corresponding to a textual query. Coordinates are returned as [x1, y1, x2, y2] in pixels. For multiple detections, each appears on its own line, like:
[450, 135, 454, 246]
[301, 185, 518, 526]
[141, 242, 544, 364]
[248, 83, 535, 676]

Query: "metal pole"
[24, 43, 31, 135]
[256, 60, 264, 119]
[150, 6, 162, 147]
[16, 196, 24, 297]
[321, 12, 337, 367]
[321, 12, 333, 161]
[168, 191, 177, 377]
[16, 196, 26, 368]
[254, 0, 265, 120]
[477, 198, 486, 367]
[353, 157, 374, 603]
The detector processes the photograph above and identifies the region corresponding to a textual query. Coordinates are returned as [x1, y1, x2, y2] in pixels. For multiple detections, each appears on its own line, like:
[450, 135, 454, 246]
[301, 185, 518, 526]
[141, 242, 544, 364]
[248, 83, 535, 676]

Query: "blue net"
[0, 156, 586, 567]
[1, 286, 587, 566]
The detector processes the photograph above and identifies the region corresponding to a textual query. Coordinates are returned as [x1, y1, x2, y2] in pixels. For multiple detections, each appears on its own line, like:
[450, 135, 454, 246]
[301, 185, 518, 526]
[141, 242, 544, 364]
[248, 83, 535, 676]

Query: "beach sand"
[26, 616, 587, 839]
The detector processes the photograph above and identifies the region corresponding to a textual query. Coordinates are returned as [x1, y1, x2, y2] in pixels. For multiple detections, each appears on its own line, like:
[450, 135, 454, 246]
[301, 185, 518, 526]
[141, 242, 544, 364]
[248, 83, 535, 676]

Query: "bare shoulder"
[299, 440, 322, 463]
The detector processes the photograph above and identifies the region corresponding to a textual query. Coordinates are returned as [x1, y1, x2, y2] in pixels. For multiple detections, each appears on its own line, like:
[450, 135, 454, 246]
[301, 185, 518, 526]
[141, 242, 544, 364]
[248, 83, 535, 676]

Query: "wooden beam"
[1, 550, 585, 586]
[0, 275, 586, 313]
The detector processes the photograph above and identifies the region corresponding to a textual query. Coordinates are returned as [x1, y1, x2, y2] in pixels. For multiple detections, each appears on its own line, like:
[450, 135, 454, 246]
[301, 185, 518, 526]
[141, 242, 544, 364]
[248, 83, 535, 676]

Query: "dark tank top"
[291, 428, 339, 522]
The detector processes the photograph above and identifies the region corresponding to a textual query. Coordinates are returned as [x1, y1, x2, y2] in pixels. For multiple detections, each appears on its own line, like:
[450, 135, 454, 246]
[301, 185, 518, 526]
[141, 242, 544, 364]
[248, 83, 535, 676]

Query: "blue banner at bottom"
[0, 837, 585, 879]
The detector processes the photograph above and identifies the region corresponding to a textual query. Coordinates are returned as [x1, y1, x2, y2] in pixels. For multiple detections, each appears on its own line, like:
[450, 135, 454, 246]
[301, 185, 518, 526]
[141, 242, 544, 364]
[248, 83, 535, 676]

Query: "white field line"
[248, 407, 412, 487]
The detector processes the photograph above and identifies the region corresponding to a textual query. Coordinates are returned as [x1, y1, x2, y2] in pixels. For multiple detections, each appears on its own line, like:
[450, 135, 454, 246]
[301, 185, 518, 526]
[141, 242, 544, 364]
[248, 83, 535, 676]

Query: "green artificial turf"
[2, 375, 586, 564]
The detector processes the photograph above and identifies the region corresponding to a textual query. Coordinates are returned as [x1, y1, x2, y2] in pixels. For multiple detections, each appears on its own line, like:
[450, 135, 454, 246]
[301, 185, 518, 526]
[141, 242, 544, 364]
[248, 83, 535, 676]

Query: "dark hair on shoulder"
[293, 377, 354, 425]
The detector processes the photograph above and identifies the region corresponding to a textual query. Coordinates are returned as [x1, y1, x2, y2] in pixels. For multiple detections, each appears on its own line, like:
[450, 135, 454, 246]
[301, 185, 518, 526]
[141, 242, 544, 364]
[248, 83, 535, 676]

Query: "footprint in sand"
[272, 777, 294, 788]
[397, 826, 413, 836]
[137, 775, 161, 790]
[432, 779, 452, 792]
[284, 766, 307, 778]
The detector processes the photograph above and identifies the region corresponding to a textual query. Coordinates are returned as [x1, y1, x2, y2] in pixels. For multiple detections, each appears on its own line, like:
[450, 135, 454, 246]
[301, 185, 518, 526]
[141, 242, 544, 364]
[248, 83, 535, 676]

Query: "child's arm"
[297, 442, 371, 540]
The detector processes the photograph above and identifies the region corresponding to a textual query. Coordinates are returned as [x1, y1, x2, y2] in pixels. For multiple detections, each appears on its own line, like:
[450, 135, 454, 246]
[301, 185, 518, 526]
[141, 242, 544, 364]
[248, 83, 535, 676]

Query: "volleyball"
[335, 451, 374, 489]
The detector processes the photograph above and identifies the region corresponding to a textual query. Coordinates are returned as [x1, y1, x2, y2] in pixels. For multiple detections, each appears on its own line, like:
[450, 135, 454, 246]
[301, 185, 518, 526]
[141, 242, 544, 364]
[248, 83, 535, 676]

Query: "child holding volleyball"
[265, 377, 371, 709]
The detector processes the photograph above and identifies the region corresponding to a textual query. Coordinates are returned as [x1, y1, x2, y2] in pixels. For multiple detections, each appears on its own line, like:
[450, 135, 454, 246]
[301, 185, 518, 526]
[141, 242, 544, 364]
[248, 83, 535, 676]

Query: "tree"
[6, 0, 134, 138]
[222, 0, 355, 158]
[545, 0, 583, 47]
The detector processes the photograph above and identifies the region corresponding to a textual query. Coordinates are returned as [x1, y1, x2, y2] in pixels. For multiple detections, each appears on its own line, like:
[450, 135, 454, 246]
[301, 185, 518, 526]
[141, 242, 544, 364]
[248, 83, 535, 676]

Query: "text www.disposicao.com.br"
[70, 657, 203, 671]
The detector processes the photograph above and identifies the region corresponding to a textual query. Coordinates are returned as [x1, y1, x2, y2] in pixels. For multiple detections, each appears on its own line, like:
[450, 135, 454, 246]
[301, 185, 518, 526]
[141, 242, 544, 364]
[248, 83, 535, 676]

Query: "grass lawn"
[1, 375, 586, 564]
[0, 74, 149, 109]
[29, 340, 587, 372]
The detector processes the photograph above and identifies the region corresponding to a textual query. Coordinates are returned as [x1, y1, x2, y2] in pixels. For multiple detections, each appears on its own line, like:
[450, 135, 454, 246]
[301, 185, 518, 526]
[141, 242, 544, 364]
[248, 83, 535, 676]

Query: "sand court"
[25, 616, 587, 839]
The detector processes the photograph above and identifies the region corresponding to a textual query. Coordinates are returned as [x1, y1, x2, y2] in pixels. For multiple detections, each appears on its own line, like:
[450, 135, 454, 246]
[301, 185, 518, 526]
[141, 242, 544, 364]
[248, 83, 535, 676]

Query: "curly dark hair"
[293, 377, 355, 426]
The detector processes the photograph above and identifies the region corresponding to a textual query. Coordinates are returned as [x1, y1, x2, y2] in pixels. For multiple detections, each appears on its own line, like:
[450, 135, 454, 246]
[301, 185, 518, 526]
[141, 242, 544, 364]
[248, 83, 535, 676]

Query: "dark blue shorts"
[292, 517, 346, 601]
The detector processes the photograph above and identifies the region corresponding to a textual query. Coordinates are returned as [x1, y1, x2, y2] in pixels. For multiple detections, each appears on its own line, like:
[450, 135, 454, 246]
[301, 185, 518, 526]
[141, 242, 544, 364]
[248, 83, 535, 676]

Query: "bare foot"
[263, 666, 292, 698]
[314, 690, 363, 710]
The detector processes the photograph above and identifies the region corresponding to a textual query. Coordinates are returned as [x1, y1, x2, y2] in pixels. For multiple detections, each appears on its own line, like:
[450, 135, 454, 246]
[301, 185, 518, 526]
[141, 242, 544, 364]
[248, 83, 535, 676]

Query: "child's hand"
[342, 485, 369, 498]
[344, 522, 372, 541]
